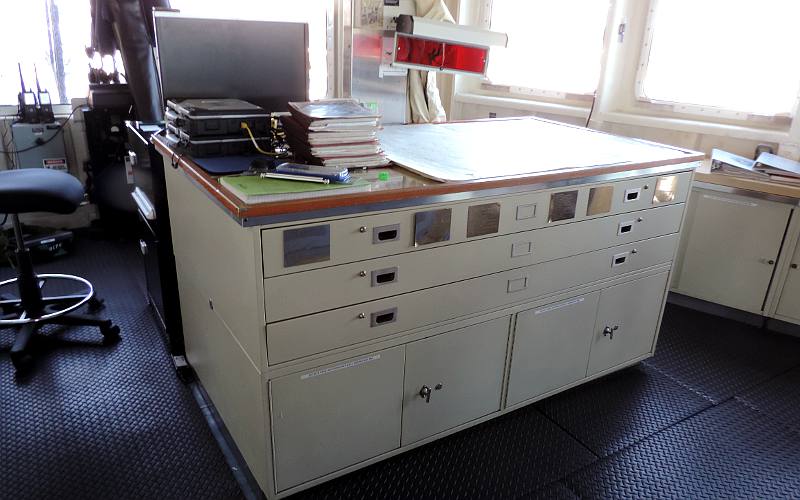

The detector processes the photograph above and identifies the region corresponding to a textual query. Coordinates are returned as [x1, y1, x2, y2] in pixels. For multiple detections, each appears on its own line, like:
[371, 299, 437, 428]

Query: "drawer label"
[534, 297, 585, 315]
[300, 354, 381, 380]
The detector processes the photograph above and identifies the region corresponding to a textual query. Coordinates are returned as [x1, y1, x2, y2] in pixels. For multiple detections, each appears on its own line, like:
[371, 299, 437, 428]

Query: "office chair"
[0, 168, 120, 373]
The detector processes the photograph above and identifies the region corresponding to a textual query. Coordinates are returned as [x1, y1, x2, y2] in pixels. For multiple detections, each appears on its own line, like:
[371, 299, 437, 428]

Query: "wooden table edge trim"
[153, 136, 704, 222]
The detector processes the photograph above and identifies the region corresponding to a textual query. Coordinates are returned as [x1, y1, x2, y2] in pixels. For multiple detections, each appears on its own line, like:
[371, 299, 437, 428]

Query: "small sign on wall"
[42, 158, 67, 171]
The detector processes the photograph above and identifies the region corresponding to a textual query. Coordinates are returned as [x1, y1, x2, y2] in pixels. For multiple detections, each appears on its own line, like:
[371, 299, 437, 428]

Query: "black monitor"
[154, 12, 309, 113]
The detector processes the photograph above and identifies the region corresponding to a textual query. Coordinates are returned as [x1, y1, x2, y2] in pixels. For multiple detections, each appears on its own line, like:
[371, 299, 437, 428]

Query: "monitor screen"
[154, 13, 309, 113]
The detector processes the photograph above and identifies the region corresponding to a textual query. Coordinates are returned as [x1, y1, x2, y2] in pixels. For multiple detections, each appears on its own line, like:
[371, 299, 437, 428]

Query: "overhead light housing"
[393, 15, 508, 76]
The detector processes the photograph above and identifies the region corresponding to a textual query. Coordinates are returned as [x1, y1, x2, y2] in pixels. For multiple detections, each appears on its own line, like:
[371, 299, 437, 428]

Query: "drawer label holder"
[300, 354, 382, 380]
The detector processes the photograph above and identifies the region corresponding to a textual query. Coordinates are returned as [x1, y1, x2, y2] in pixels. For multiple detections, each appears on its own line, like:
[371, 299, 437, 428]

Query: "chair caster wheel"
[101, 324, 121, 343]
[88, 296, 106, 313]
[11, 352, 34, 373]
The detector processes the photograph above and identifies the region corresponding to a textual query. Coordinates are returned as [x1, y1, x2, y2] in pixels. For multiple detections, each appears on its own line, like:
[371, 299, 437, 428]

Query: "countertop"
[153, 117, 703, 226]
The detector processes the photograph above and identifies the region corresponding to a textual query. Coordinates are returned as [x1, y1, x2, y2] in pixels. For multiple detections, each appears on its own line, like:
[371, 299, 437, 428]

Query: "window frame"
[634, 0, 795, 124]
[471, 0, 612, 103]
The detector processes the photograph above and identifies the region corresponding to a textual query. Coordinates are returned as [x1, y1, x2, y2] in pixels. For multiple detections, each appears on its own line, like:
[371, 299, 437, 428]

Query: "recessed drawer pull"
[624, 188, 641, 202]
[373, 224, 401, 243]
[370, 307, 397, 327]
[371, 267, 398, 286]
[618, 221, 634, 235]
[612, 252, 629, 267]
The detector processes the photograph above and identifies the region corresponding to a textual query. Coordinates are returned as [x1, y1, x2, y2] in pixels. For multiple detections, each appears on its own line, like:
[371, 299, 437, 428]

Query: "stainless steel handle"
[139, 240, 148, 256]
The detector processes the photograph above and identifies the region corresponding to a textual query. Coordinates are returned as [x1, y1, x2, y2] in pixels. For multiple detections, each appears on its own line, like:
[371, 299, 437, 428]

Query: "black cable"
[0, 105, 83, 154]
[585, 92, 597, 128]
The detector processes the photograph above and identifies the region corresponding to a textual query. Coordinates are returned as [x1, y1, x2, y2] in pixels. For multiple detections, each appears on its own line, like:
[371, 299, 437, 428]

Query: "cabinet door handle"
[768, 260, 775, 266]
[791, 263, 798, 269]
[603, 325, 619, 340]
[419, 385, 432, 403]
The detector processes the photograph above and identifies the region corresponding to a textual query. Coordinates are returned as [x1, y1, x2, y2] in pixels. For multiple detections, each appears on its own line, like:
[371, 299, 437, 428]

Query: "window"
[0, 1, 92, 106]
[170, 0, 332, 100]
[485, 0, 611, 96]
[639, 0, 800, 116]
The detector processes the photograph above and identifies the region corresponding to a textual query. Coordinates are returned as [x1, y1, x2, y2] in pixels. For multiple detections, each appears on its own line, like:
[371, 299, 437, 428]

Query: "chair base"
[1, 275, 120, 374]
[9, 312, 121, 373]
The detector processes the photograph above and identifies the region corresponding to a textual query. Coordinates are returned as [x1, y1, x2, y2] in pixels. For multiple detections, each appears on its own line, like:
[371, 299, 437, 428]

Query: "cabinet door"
[588, 272, 669, 376]
[506, 292, 600, 407]
[402, 317, 510, 446]
[675, 188, 792, 314]
[776, 241, 800, 322]
[270, 347, 404, 492]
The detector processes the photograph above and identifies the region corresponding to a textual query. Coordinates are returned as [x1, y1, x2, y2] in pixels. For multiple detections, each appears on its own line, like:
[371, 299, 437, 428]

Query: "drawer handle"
[791, 263, 798, 269]
[603, 325, 619, 340]
[378, 229, 397, 241]
[618, 221, 634, 235]
[373, 224, 401, 243]
[612, 252, 629, 267]
[371, 267, 398, 286]
[624, 188, 641, 202]
[370, 307, 397, 327]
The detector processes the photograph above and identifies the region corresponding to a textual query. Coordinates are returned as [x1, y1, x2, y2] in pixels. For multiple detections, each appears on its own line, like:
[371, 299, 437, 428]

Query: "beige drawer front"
[402, 316, 510, 445]
[260, 171, 692, 277]
[270, 346, 405, 492]
[265, 203, 685, 322]
[266, 233, 678, 364]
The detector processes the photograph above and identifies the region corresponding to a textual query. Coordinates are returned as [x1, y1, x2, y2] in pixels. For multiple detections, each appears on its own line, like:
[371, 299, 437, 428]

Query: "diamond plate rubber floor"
[0, 235, 243, 500]
[647, 303, 800, 403]
[4, 236, 800, 499]
[535, 362, 711, 457]
[563, 400, 800, 498]
[737, 365, 800, 436]
[295, 404, 595, 500]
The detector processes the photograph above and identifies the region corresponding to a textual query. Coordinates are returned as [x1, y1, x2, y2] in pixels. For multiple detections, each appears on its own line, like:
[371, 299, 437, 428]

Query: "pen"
[260, 172, 330, 184]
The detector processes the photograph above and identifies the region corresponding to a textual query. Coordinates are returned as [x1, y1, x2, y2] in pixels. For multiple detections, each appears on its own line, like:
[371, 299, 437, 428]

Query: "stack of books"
[282, 99, 390, 168]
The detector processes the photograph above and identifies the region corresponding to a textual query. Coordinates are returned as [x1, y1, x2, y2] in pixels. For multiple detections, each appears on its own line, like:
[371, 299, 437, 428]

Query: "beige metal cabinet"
[776, 241, 800, 321]
[401, 317, 510, 446]
[506, 292, 600, 407]
[270, 347, 405, 492]
[587, 272, 669, 376]
[674, 187, 792, 314]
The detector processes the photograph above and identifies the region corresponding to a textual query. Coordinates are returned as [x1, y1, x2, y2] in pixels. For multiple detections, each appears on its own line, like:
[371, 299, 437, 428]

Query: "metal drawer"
[260, 171, 692, 278]
[266, 233, 679, 364]
[264, 203, 685, 322]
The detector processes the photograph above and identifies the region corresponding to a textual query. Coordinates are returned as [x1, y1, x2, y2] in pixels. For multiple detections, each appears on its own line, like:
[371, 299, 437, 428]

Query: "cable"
[0, 105, 82, 154]
[241, 122, 280, 156]
[585, 92, 597, 128]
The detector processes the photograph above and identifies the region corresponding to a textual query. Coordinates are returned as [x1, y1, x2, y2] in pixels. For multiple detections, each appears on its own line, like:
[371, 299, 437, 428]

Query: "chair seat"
[0, 169, 84, 214]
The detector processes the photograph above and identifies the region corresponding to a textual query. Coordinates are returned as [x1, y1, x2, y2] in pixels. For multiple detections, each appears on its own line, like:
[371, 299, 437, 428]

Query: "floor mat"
[563, 400, 800, 499]
[0, 235, 243, 500]
[646, 303, 800, 403]
[536, 363, 711, 456]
